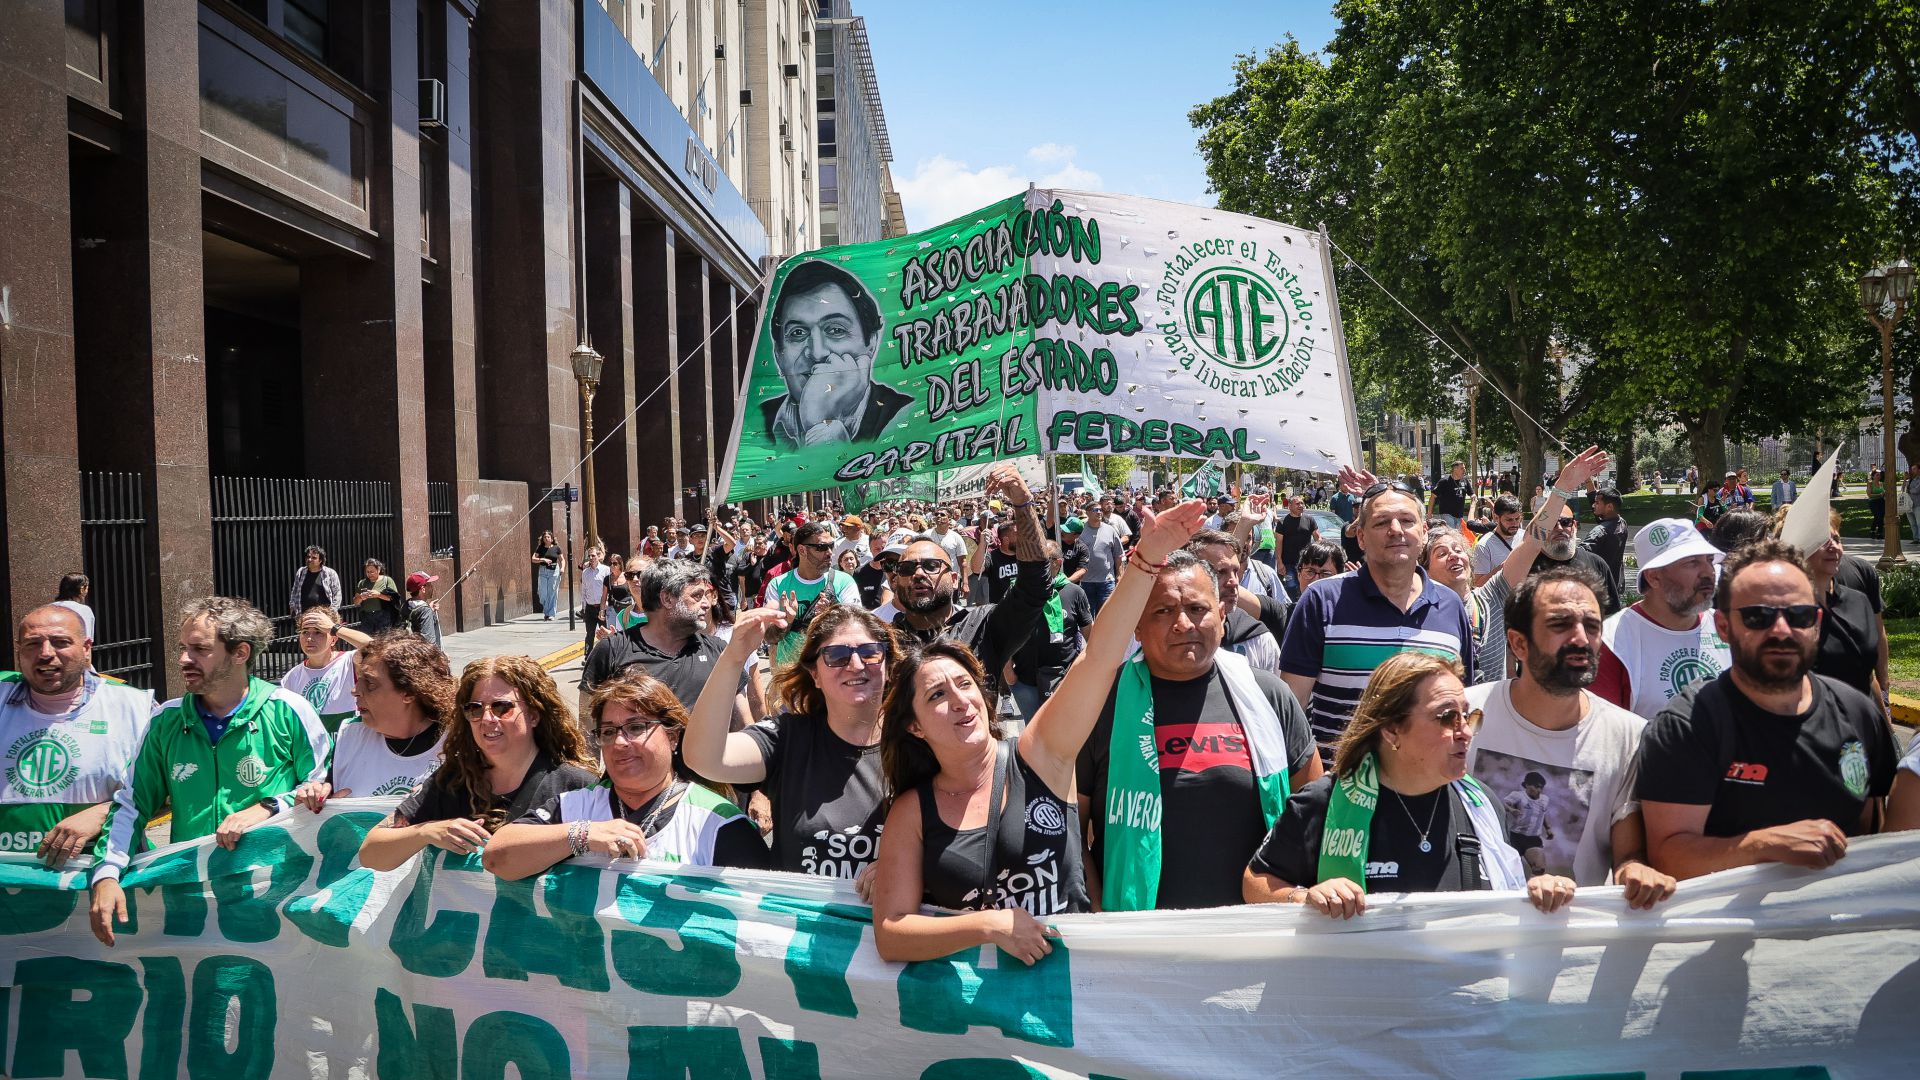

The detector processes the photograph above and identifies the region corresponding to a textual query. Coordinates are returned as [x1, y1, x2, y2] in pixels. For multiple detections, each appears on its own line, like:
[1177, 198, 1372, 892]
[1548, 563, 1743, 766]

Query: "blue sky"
[856, 0, 1340, 231]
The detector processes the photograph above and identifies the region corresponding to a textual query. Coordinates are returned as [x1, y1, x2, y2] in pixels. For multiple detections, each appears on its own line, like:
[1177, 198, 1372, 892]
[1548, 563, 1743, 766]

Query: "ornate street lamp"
[570, 342, 605, 550]
[1859, 257, 1914, 569]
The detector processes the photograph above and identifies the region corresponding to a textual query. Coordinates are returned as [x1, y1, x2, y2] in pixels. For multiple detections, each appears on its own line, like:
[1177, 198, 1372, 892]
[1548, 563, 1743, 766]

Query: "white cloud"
[893, 147, 1105, 232]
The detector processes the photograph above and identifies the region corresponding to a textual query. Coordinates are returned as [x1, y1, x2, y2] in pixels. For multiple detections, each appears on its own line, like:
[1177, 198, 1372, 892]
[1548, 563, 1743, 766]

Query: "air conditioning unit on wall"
[419, 78, 447, 128]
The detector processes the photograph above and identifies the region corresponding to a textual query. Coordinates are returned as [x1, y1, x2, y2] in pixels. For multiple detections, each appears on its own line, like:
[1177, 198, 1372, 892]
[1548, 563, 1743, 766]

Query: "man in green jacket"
[89, 596, 330, 946]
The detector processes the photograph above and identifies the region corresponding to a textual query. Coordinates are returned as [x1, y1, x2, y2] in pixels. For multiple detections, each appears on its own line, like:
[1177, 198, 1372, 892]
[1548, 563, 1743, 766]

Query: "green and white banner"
[722, 191, 1363, 503]
[2, 801, 1914, 1078]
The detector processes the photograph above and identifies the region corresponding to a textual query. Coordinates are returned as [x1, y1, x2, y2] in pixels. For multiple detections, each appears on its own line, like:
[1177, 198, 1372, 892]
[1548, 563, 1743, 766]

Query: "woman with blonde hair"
[358, 654, 596, 870]
[1243, 652, 1575, 918]
[487, 671, 768, 875]
[686, 601, 898, 878]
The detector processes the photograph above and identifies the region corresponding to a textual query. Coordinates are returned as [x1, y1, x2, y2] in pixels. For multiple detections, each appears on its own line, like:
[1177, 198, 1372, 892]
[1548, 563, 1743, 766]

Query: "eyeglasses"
[820, 641, 888, 668]
[591, 720, 663, 747]
[889, 557, 951, 577]
[800, 542, 833, 552]
[1735, 604, 1820, 631]
[1552, 517, 1579, 530]
[1432, 706, 1484, 734]
[624, 571, 643, 580]
[1298, 563, 1337, 581]
[461, 699, 520, 721]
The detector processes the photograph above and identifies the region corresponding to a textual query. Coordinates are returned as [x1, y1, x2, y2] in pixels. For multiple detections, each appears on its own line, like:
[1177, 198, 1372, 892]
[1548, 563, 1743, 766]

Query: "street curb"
[1892, 693, 1919, 729]
[536, 642, 586, 670]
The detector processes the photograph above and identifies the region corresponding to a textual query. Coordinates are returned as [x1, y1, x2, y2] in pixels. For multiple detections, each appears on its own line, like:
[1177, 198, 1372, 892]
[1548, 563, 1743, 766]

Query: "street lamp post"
[570, 342, 605, 551]
[1859, 258, 1914, 570]
[1465, 369, 1481, 495]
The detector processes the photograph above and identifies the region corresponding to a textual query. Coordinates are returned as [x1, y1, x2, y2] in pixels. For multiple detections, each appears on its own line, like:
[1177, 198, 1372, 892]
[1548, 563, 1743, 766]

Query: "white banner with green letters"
[722, 191, 1364, 504]
[1, 801, 1914, 1078]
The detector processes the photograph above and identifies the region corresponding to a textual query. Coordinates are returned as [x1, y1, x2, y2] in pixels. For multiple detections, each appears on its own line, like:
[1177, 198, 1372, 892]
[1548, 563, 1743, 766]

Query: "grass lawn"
[1889, 617, 1920, 699]
[1616, 485, 1915, 542]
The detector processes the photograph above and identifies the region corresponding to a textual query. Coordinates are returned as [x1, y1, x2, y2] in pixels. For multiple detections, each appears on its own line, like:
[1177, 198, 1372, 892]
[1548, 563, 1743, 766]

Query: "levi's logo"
[1157, 721, 1252, 775]
[1725, 761, 1769, 785]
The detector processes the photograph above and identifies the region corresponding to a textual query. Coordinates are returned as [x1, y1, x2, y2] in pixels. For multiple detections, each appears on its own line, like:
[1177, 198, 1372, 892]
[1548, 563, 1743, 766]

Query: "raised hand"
[1337, 464, 1379, 496]
[1554, 445, 1611, 492]
[1134, 498, 1212, 564]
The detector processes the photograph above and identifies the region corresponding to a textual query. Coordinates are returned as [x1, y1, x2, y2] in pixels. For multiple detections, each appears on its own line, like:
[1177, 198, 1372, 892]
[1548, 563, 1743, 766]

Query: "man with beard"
[1524, 503, 1621, 615]
[888, 464, 1049, 707]
[90, 597, 330, 945]
[1593, 519, 1731, 719]
[1638, 541, 1897, 880]
[1, 607, 155, 864]
[1581, 487, 1628, 594]
[761, 520, 861, 667]
[971, 519, 1024, 605]
[1470, 495, 1525, 587]
[1465, 569, 1676, 905]
[581, 562, 746, 723]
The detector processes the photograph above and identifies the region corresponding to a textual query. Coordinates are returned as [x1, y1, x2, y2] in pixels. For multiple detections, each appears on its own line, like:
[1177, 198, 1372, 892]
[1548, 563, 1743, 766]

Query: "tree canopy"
[1192, 0, 1915, 491]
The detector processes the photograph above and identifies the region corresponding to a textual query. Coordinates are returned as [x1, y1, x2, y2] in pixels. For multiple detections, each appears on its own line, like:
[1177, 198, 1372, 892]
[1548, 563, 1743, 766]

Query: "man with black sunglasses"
[761, 521, 861, 667]
[1524, 506, 1620, 616]
[889, 463, 1049, 708]
[1638, 541, 1896, 880]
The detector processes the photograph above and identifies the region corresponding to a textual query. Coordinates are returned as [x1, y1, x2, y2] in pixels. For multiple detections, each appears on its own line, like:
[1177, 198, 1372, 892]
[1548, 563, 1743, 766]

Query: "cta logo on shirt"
[1725, 761, 1769, 785]
[6, 728, 80, 798]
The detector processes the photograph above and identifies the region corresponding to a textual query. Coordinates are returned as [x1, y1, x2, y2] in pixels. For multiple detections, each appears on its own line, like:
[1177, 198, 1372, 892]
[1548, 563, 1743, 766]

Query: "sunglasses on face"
[1735, 604, 1820, 631]
[1432, 706, 1484, 734]
[800, 542, 833, 552]
[819, 641, 888, 668]
[461, 699, 519, 721]
[1552, 517, 1579, 530]
[591, 720, 663, 747]
[890, 557, 951, 577]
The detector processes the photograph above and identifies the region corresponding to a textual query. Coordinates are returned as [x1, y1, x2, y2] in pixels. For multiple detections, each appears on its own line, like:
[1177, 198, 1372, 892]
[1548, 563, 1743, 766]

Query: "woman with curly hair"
[686, 601, 897, 879]
[487, 671, 769, 876]
[358, 654, 596, 870]
[290, 632, 457, 811]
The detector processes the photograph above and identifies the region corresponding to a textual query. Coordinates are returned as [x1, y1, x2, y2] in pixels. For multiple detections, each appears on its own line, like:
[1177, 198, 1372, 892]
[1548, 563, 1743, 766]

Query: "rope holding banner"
[1322, 235, 1572, 457]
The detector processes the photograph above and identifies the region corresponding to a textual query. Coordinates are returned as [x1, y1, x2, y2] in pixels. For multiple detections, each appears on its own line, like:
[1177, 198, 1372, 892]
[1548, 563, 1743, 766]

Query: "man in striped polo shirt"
[1280, 474, 1474, 763]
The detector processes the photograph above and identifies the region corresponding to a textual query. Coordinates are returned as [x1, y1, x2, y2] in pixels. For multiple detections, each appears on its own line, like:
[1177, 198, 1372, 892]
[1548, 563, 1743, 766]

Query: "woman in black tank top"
[869, 641, 1087, 966]
[868, 492, 1213, 965]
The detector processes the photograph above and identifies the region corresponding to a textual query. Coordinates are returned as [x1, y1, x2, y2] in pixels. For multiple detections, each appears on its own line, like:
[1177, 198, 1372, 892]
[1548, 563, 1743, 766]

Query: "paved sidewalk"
[441, 614, 589, 702]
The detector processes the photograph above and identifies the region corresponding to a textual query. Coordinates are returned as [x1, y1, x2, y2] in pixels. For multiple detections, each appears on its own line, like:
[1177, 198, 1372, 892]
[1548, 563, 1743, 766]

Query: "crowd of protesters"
[2, 450, 1911, 969]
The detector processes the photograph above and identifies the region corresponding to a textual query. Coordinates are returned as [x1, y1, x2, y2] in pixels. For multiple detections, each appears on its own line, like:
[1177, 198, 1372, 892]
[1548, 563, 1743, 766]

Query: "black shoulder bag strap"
[1446, 784, 1484, 892]
[976, 740, 1013, 907]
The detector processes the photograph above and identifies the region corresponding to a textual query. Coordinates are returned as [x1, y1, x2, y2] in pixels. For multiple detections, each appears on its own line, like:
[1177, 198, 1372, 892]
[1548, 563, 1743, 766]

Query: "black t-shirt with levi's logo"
[1636, 671, 1895, 838]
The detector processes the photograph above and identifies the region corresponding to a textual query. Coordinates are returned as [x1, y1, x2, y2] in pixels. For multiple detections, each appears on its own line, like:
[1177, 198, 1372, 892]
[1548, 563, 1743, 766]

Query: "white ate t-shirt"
[1595, 603, 1732, 720]
[1464, 681, 1646, 887]
[330, 719, 444, 798]
[279, 650, 359, 732]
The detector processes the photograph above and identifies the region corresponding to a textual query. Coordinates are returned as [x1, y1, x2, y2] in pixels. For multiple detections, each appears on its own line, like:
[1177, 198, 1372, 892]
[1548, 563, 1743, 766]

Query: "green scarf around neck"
[1043, 573, 1069, 634]
[1102, 652, 1291, 911]
[1318, 750, 1525, 891]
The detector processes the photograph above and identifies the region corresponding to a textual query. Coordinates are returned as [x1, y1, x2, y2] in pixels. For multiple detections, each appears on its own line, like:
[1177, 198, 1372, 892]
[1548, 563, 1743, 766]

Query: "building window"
[818, 117, 834, 148]
[283, 0, 329, 60]
[817, 72, 833, 96]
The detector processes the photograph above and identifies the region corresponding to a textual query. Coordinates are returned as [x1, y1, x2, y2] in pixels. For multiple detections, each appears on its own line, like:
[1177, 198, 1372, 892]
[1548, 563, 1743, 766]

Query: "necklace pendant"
[1419, 839, 1432, 853]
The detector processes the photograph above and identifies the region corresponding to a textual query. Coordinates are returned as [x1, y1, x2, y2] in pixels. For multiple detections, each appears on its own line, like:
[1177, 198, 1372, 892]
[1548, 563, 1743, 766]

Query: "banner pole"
[714, 264, 778, 513]
[1318, 223, 1367, 472]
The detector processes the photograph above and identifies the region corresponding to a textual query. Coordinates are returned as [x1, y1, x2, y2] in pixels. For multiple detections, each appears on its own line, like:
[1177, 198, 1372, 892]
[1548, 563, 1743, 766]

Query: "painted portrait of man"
[761, 260, 912, 449]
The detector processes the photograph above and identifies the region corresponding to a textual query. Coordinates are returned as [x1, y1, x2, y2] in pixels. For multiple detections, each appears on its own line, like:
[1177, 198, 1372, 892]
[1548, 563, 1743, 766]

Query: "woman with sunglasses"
[1244, 652, 1576, 917]
[486, 672, 769, 876]
[358, 655, 596, 870]
[686, 601, 898, 878]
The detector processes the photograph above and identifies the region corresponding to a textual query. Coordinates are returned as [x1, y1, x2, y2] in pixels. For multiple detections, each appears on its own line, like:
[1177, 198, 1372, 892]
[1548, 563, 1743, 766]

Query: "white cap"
[1633, 517, 1723, 574]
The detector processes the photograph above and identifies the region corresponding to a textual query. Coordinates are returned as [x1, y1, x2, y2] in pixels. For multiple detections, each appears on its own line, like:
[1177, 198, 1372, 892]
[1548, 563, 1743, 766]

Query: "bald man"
[0, 606, 155, 865]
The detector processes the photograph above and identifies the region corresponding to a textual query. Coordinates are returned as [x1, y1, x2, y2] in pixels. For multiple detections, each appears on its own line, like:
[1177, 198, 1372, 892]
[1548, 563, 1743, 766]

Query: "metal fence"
[79, 472, 156, 688]
[428, 481, 456, 559]
[212, 476, 396, 682]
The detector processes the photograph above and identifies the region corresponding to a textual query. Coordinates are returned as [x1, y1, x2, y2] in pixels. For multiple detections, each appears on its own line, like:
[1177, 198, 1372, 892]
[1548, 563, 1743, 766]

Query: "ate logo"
[7, 729, 80, 799]
[1187, 268, 1287, 371]
[1725, 761, 1769, 785]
